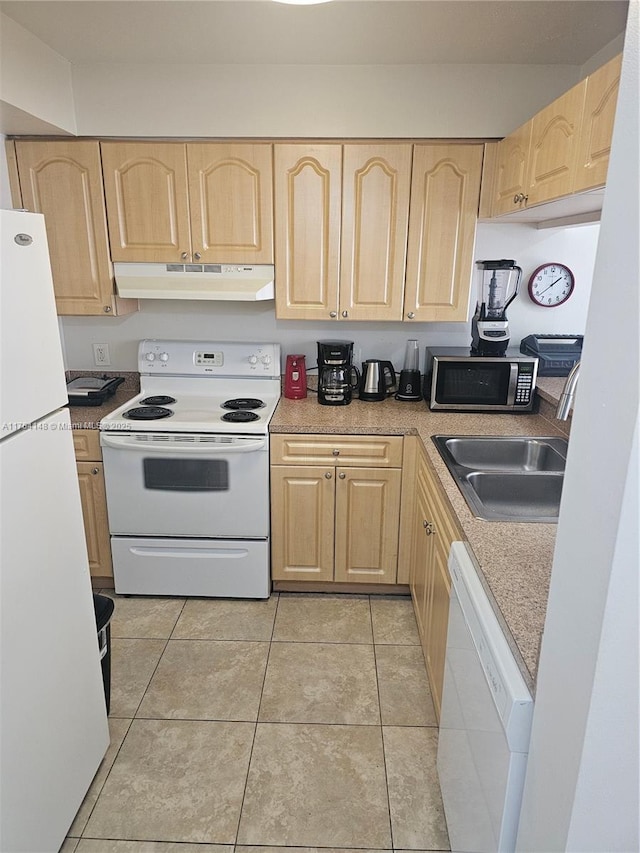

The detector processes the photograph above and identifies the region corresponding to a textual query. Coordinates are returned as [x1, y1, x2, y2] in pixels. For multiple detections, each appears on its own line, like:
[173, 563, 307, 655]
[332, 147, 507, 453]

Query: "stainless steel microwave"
[424, 347, 539, 412]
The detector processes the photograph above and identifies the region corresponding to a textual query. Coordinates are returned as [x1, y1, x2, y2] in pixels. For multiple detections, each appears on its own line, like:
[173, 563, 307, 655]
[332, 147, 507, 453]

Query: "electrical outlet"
[93, 343, 111, 366]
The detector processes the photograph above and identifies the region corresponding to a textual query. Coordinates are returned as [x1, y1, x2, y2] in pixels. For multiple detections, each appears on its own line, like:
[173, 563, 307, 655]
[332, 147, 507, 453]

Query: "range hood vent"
[114, 262, 275, 301]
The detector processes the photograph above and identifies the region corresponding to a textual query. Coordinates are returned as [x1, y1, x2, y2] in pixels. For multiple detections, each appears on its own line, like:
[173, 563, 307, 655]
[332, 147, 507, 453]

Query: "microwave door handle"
[99, 434, 266, 453]
[506, 364, 518, 406]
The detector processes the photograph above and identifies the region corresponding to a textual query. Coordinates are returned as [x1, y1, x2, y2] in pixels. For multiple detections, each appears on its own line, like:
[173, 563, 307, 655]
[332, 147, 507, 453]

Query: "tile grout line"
[370, 596, 397, 851]
[231, 591, 281, 847]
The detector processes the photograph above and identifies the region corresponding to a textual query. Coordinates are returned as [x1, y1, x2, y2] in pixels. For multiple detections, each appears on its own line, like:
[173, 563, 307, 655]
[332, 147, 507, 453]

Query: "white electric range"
[99, 339, 281, 597]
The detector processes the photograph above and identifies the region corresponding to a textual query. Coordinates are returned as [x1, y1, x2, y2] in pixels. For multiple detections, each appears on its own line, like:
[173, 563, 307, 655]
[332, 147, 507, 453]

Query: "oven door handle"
[100, 434, 267, 453]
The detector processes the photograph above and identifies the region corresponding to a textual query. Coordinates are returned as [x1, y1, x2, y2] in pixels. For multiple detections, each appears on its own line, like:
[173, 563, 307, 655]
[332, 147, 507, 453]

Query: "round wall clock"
[527, 263, 575, 307]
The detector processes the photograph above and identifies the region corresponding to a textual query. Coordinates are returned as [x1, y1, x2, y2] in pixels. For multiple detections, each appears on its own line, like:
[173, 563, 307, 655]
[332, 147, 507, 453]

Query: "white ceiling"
[0, 0, 629, 66]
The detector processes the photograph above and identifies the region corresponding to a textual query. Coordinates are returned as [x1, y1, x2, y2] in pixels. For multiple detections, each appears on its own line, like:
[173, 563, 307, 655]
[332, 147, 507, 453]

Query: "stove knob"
[145, 352, 156, 362]
[261, 355, 272, 366]
[248, 355, 258, 365]
[159, 352, 169, 363]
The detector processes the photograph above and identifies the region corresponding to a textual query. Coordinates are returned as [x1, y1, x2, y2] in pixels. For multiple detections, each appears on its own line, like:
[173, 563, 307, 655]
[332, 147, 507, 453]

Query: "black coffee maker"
[317, 340, 360, 406]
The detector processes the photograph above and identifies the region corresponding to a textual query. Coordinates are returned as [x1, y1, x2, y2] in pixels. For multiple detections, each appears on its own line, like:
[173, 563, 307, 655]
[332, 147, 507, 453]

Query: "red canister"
[284, 354, 307, 399]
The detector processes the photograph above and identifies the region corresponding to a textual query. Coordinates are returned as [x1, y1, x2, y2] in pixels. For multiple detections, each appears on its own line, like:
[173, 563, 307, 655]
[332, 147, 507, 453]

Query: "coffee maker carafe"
[471, 259, 522, 356]
[317, 340, 360, 406]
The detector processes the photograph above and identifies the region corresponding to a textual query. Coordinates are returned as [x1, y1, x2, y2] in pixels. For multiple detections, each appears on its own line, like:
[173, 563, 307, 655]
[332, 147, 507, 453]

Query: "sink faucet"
[555, 361, 580, 420]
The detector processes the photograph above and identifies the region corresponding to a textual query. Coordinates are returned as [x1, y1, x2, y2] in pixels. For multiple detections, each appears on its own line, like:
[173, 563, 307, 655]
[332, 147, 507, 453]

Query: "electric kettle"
[359, 360, 397, 401]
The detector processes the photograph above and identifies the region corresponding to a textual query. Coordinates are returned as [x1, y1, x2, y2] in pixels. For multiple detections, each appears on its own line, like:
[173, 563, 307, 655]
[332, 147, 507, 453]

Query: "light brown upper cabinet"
[276, 142, 480, 323]
[525, 80, 586, 207]
[404, 144, 484, 322]
[274, 144, 342, 320]
[339, 144, 412, 321]
[13, 140, 136, 316]
[486, 55, 621, 218]
[491, 121, 533, 216]
[275, 143, 411, 321]
[574, 54, 622, 193]
[101, 141, 273, 263]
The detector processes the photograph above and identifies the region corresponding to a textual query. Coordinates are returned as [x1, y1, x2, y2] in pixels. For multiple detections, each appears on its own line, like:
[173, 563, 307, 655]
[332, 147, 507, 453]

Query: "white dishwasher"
[437, 542, 534, 853]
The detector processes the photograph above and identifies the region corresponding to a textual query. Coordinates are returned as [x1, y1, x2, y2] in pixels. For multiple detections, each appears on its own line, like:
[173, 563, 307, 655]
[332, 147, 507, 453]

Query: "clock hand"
[539, 277, 563, 295]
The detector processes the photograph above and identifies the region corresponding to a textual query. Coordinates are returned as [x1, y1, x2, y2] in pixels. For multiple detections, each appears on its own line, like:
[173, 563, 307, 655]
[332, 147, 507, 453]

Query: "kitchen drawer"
[73, 429, 102, 461]
[270, 434, 403, 467]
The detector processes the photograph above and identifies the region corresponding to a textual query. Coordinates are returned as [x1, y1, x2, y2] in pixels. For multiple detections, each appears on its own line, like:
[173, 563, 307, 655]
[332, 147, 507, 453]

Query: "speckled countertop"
[270, 388, 569, 692]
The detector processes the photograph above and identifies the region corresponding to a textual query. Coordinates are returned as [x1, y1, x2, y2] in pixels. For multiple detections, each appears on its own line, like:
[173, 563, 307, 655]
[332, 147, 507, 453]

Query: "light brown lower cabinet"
[270, 434, 403, 585]
[73, 430, 113, 582]
[409, 437, 462, 721]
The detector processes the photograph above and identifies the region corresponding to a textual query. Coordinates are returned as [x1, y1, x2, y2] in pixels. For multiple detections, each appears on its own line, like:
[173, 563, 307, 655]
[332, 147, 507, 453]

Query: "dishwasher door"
[437, 542, 534, 853]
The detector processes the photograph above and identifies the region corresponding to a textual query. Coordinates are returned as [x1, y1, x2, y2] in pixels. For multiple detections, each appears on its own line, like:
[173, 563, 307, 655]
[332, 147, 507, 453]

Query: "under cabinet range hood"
[114, 263, 275, 301]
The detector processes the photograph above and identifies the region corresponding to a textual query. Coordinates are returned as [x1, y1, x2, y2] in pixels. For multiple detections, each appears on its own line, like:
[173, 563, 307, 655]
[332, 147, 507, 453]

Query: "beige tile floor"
[62, 592, 449, 853]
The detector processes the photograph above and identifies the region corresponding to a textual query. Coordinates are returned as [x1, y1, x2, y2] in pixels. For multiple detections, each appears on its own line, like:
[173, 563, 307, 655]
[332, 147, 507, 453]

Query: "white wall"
[0, 13, 76, 135]
[60, 221, 598, 371]
[71, 62, 579, 139]
[580, 31, 626, 77]
[517, 3, 639, 849]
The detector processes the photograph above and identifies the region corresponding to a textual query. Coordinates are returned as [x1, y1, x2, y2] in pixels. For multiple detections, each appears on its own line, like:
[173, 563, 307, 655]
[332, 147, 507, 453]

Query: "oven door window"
[437, 363, 511, 405]
[143, 458, 229, 491]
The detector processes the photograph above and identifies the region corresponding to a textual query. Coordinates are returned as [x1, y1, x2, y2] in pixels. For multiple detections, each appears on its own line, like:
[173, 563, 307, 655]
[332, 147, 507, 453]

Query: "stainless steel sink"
[432, 435, 568, 522]
[435, 435, 567, 472]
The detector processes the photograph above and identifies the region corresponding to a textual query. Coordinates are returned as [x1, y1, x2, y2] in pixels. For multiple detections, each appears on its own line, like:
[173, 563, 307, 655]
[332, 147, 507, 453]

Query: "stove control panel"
[196, 351, 224, 367]
[138, 340, 281, 379]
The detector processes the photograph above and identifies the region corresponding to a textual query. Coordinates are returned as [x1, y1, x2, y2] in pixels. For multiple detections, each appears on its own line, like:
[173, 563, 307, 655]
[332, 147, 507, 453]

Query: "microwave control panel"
[515, 363, 535, 405]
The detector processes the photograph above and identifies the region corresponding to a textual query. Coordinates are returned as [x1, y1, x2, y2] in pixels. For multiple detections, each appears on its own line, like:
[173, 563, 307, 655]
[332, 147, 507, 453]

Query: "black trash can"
[93, 594, 115, 713]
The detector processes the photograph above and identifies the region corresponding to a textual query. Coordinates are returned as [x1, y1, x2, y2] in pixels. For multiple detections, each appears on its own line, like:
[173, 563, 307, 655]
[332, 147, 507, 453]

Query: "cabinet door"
[574, 54, 622, 193]
[334, 467, 401, 584]
[425, 532, 451, 721]
[76, 462, 113, 579]
[405, 144, 483, 322]
[410, 453, 433, 641]
[525, 81, 587, 206]
[491, 121, 532, 216]
[339, 145, 411, 321]
[187, 143, 273, 263]
[101, 141, 191, 262]
[274, 144, 341, 320]
[15, 140, 125, 316]
[270, 465, 335, 582]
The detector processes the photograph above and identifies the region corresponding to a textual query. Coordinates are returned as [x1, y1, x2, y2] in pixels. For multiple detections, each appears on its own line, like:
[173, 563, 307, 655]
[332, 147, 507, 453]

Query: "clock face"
[528, 263, 575, 307]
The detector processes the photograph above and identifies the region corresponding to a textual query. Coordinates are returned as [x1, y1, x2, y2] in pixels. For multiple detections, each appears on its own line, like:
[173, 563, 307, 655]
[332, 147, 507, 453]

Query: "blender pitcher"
[471, 259, 522, 356]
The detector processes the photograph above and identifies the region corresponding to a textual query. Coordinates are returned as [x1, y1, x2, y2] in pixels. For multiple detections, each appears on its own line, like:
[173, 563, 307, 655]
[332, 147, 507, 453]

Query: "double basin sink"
[432, 435, 568, 523]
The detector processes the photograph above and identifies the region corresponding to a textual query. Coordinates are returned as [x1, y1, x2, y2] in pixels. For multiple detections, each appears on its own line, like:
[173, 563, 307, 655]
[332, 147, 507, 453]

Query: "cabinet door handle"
[103, 305, 112, 313]
[338, 472, 346, 479]
[407, 312, 415, 319]
[341, 310, 349, 318]
[332, 449, 340, 456]
[325, 472, 332, 479]
[181, 252, 189, 260]
[92, 467, 100, 475]
[330, 311, 337, 318]
[194, 252, 201, 260]
[425, 522, 436, 536]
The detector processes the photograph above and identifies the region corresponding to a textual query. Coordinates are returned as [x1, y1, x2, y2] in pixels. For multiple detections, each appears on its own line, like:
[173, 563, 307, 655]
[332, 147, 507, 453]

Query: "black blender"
[471, 259, 522, 356]
[396, 339, 423, 401]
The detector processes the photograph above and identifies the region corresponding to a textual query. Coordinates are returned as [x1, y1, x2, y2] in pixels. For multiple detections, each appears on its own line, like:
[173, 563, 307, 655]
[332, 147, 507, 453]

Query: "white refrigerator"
[0, 209, 110, 852]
